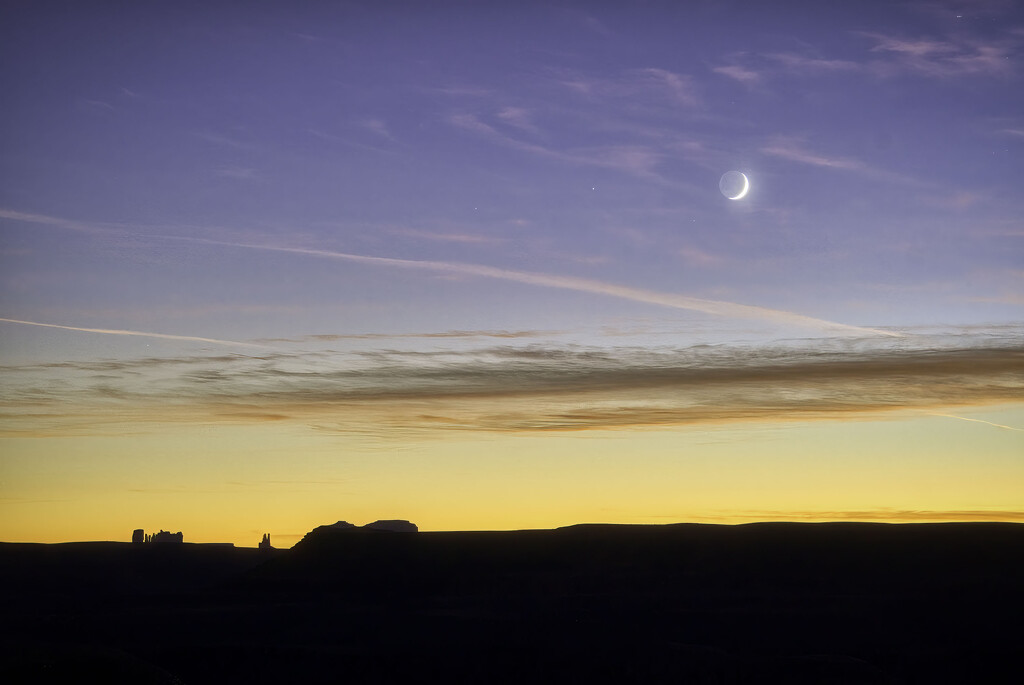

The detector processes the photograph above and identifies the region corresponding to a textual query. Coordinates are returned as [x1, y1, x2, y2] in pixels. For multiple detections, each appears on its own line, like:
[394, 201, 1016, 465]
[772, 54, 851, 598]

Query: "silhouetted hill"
[249, 521, 1024, 599]
[2, 523, 1022, 684]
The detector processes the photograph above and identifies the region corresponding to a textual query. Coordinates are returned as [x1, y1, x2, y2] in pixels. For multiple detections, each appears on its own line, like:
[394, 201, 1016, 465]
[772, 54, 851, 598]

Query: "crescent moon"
[729, 173, 749, 200]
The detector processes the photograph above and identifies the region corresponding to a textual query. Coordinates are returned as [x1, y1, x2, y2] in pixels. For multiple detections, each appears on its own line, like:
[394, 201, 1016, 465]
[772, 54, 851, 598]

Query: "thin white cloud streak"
[0, 208, 110, 235]
[761, 143, 870, 172]
[712, 65, 761, 83]
[765, 53, 861, 73]
[0, 317, 267, 348]
[181, 237, 899, 337]
[388, 227, 505, 245]
[761, 139, 924, 187]
[859, 32, 1015, 78]
[553, 67, 700, 107]
[635, 68, 699, 107]
[712, 53, 858, 86]
[193, 131, 255, 150]
[260, 329, 561, 343]
[496, 106, 539, 133]
[214, 166, 258, 180]
[359, 118, 395, 141]
[449, 113, 669, 183]
[306, 128, 396, 155]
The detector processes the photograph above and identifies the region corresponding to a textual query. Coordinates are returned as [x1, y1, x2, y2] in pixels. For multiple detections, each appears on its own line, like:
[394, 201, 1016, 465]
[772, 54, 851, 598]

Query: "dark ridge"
[2, 523, 1022, 684]
[0, 541, 272, 603]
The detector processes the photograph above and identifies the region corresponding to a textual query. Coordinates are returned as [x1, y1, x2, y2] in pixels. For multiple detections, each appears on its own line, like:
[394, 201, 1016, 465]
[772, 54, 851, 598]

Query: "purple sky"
[3, 0, 1021, 339]
[1, 1, 1022, 541]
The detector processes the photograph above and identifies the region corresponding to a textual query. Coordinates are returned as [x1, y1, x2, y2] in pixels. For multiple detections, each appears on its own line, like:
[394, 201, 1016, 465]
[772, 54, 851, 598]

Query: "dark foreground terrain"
[2, 522, 1022, 684]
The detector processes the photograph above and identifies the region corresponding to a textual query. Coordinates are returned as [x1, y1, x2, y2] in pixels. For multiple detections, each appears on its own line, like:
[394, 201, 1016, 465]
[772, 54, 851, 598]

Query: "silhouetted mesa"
[362, 519, 418, 532]
[303, 519, 418, 539]
[327, 520, 356, 530]
[132, 529, 184, 544]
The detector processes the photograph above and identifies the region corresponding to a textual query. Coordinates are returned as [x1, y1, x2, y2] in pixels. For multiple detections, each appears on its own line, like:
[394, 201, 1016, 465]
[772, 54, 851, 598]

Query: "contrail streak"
[0, 318, 266, 348]
[183, 237, 900, 337]
[0, 207, 900, 337]
[928, 412, 1024, 432]
[0, 208, 113, 235]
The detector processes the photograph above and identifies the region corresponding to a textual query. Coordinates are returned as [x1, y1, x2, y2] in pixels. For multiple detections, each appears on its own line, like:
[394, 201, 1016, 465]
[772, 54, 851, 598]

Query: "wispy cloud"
[495, 106, 539, 133]
[571, 11, 613, 37]
[924, 190, 986, 209]
[712, 64, 761, 83]
[194, 131, 254, 150]
[859, 32, 1016, 78]
[0, 208, 110, 235]
[715, 28, 1019, 85]
[425, 84, 497, 98]
[0, 317, 266, 348]
[359, 118, 396, 141]
[761, 140, 872, 172]
[450, 112, 677, 184]
[765, 52, 861, 73]
[711, 50, 860, 85]
[4, 338, 1020, 436]
[214, 166, 258, 180]
[635, 67, 699, 107]
[964, 294, 1024, 305]
[386, 226, 506, 245]
[555, 67, 700, 107]
[760, 138, 923, 186]
[259, 329, 561, 344]
[307, 128, 396, 155]
[79, 99, 115, 113]
[678, 246, 725, 267]
[0, 352, 280, 374]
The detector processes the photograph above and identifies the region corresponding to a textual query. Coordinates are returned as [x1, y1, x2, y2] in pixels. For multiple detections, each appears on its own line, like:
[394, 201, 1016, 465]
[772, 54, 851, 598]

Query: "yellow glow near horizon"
[2, 403, 1021, 547]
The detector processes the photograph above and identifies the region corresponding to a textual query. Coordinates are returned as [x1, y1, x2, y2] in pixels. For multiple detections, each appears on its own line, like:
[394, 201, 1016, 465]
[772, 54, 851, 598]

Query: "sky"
[1, 0, 1022, 547]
